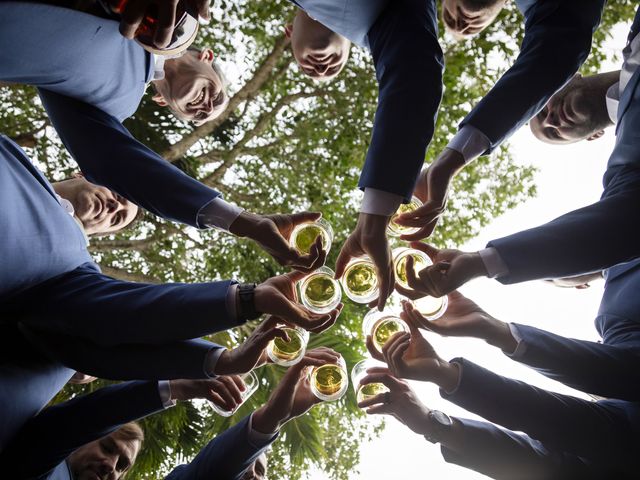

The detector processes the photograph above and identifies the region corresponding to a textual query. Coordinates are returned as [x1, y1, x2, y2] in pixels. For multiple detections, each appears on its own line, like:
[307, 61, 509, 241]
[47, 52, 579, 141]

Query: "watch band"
[423, 410, 453, 444]
[237, 283, 260, 321]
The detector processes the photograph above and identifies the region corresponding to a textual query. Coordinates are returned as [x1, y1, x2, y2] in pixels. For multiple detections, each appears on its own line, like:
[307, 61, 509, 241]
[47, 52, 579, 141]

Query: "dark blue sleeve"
[0, 381, 164, 479]
[12, 263, 239, 347]
[38, 89, 220, 228]
[20, 326, 222, 380]
[509, 323, 640, 401]
[442, 358, 640, 467]
[357, 0, 444, 200]
[165, 416, 274, 480]
[487, 166, 640, 283]
[441, 418, 600, 479]
[461, 0, 605, 150]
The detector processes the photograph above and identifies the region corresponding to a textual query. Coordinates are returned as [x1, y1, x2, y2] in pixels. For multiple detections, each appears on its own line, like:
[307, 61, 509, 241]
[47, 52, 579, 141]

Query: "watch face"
[432, 410, 452, 427]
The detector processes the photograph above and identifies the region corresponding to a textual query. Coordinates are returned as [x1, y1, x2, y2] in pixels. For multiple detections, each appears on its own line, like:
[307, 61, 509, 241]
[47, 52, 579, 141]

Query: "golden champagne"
[414, 295, 448, 320]
[290, 219, 333, 254]
[342, 258, 378, 303]
[393, 248, 430, 288]
[311, 364, 348, 400]
[267, 327, 308, 366]
[356, 383, 389, 403]
[303, 275, 337, 307]
[388, 197, 422, 237]
[372, 317, 408, 351]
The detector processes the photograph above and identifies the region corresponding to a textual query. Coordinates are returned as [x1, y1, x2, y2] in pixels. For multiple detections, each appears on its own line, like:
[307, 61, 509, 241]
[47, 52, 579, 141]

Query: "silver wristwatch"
[423, 410, 453, 444]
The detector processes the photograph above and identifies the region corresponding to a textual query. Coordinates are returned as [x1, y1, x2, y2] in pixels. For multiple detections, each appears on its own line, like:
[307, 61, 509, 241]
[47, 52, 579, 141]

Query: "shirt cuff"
[441, 360, 463, 395]
[204, 347, 226, 377]
[158, 380, 177, 408]
[503, 324, 527, 358]
[198, 197, 244, 231]
[360, 188, 404, 216]
[247, 412, 279, 448]
[226, 283, 238, 321]
[605, 82, 620, 124]
[478, 247, 509, 279]
[446, 125, 491, 164]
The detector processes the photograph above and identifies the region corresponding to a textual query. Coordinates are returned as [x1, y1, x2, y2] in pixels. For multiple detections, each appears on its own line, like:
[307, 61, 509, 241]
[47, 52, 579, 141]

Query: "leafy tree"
[4, 0, 637, 478]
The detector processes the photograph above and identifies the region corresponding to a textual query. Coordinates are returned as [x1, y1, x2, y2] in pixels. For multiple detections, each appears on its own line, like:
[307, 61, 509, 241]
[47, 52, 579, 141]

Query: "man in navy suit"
[282, 0, 446, 310]
[0, 1, 326, 274]
[393, 0, 606, 241]
[0, 348, 340, 480]
[359, 298, 640, 478]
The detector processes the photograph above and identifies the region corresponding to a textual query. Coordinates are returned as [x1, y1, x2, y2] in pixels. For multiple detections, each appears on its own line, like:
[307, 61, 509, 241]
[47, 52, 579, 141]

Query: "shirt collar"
[152, 54, 166, 81]
[56, 194, 90, 247]
[605, 82, 620, 124]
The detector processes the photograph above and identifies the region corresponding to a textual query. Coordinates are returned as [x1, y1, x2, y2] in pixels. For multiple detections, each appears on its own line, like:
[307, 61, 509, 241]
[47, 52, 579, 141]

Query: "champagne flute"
[363, 308, 409, 353]
[298, 266, 342, 314]
[387, 196, 423, 237]
[340, 255, 379, 304]
[351, 359, 389, 404]
[289, 218, 334, 255]
[309, 355, 348, 401]
[209, 371, 259, 417]
[266, 326, 309, 367]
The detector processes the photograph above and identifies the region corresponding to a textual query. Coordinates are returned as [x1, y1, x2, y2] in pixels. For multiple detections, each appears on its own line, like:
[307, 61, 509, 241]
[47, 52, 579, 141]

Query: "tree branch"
[100, 265, 160, 284]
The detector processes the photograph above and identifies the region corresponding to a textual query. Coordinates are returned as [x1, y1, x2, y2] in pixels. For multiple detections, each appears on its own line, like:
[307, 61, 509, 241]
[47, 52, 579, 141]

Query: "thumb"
[334, 243, 352, 279]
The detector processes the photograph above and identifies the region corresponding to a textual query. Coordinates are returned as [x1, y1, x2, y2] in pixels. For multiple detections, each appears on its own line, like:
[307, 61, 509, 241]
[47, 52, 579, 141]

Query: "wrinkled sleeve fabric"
[441, 418, 597, 480]
[0, 381, 164, 479]
[508, 323, 640, 401]
[9, 263, 238, 347]
[357, 0, 444, 201]
[461, 0, 605, 151]
[38, 89, 220, 228]
[165, 416, 276, 480]
[442, 358, 640, 467]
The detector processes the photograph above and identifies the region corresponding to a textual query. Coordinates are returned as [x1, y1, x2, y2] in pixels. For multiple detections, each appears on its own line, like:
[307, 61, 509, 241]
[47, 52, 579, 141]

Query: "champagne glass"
[340, 255, 379, 304]
[289, 218, 334, 255]
[351, 359, 389, 404]
[209, 371, 259, 417]
[387, 196, 423, 237]
[310, 355, 348, 401]
[298, 266, 342, 314]
[413, 295, 448, 321]
[266, 326, 309, 367]
[363, 308, 409, 352]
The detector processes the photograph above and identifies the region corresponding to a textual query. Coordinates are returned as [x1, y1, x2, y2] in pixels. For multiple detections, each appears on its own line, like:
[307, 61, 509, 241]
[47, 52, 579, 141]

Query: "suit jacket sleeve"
[12, 263, 239, 347]
[38, 89, 221, 228]
[441, 417, 597, 480]
[165, 416, 275, 480]
[486, 165, 640, 283]
[461, 0, 604, 150]
[508, 323, 640, 401]
[0, 381, 164, 479]
[441, 358, 638, 467]
[357, 0, 444, 200]
[20, 326, 222, 380]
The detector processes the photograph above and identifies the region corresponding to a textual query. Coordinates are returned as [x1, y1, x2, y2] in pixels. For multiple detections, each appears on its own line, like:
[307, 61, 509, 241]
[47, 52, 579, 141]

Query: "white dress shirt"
[606, 29, 640, 122]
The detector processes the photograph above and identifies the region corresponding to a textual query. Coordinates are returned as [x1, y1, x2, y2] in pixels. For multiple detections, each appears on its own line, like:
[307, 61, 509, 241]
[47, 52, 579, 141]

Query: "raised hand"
[230, 211, 327, 273]
[393, 149, 465, 241]
[394, 242, 487, 299]
[169, 375, 246, 412]
[356, 370, 434, 435]
[335, 213, 394, 311]
[117, 0, 211, 48]
[365, 308, 446, 383]
[252, 347, 341, 433]
[255, 271, 343, 333]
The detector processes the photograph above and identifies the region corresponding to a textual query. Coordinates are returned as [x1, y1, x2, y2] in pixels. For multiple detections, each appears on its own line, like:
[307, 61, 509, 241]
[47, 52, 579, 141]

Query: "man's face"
[530, 75, 608, 144]
[53, 176, 139, 235]
[154, 49, 227, 125]
[240, 453, 267, 480]
[67, 434, 139, 480]
[441, 0, 504, 38]
[286, 11, 351, 80]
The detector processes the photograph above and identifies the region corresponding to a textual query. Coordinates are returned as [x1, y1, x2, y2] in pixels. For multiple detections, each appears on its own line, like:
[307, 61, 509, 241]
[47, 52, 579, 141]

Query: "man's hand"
[395, 242, 487, 299]
[252, 348, 341, 434]
[117, 0, 211, 48]
[230, 211, 327, 273]
[335, 213, 394, 311]
[215, 316, 286, 375]
[394, 149, 465, 241]
[404, 294, 517, 353]
[357, 370, 435, 436]
[170, 375, 246, 412]
[254, 271, 343, 333]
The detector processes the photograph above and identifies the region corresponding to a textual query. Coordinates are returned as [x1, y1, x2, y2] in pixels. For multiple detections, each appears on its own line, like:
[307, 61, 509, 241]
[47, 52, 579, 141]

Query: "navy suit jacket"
[0, 135, 236, 379]
[507, 259, 640, 401]
[294, 0, 444, 201]
[442, 358, 640, 477]
[0, 322, 73, 453]
[487, 6, 640, 283]
[0, 1, 221, 228]
[461, 0, 605, 151]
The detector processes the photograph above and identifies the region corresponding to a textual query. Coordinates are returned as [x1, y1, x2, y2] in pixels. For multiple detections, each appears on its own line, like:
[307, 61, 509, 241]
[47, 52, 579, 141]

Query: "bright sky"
[308, 22, 628, 480]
